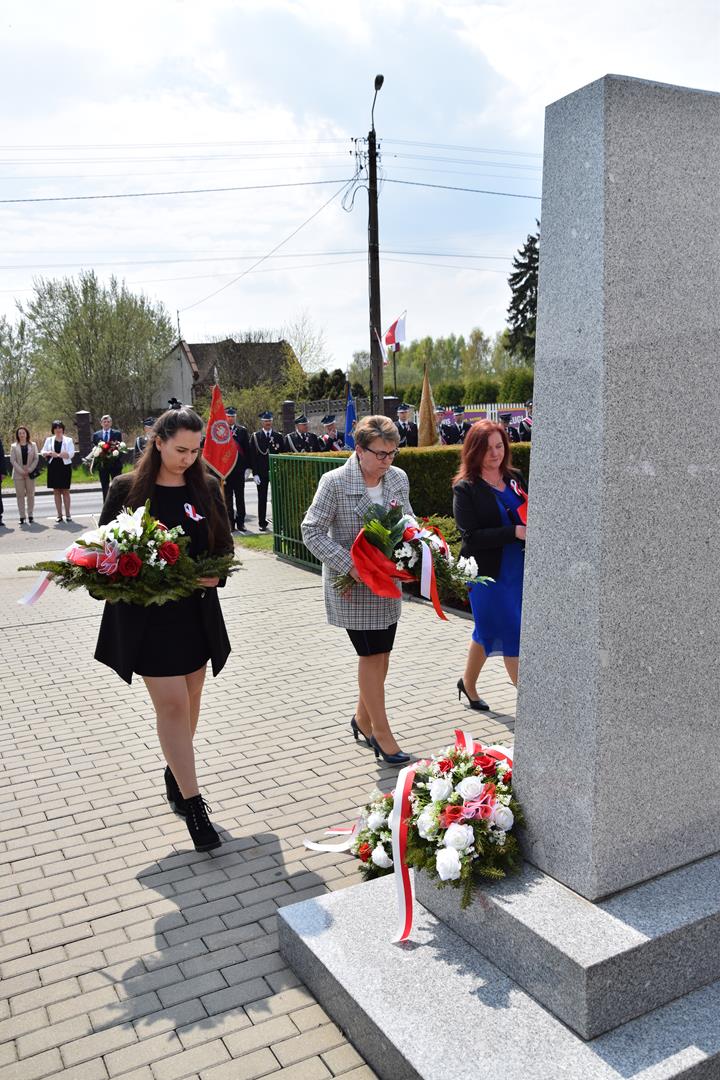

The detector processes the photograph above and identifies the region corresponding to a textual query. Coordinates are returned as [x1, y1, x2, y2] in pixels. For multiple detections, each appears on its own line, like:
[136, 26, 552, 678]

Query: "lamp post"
[368, 74, 384, 414]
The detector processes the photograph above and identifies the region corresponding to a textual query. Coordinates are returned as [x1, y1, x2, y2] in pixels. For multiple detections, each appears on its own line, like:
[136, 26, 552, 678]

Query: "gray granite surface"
[279, 877, 720, 1079]
[514, 74, 720, 900]
[416, 854, 720, 1038]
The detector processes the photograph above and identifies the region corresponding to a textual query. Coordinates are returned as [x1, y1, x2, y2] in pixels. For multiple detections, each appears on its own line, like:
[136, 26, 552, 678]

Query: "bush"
[465, 376, 500, 403]
[499, 367, 534, 403]
[510, 442, 530, 481]
[435, 381, 465, 407]
[396, 446, 461, 517]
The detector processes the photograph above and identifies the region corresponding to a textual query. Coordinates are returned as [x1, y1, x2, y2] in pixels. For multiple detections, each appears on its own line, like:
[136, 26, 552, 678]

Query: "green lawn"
[235, 532, 274, 552]
[1, 464, 133, 488]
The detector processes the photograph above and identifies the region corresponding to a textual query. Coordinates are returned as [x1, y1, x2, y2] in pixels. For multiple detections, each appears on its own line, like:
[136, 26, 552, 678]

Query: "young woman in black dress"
[96, 408, 234, 852]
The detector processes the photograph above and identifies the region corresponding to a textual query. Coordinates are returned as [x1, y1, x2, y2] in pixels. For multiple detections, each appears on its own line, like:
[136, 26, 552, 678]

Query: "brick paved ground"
[1, 518, 515, 1079]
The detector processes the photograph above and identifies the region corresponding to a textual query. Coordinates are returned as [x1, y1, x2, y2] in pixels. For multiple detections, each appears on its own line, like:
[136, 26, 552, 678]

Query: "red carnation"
[440, 804, 466, 828]
[118, 552, 142, 578]
[504, 770, 512, 784]
[437, 758, 453, 774]
[402, 526, 416, 541]
[357, 842, 372, 863]
[158, 541, 180, 565]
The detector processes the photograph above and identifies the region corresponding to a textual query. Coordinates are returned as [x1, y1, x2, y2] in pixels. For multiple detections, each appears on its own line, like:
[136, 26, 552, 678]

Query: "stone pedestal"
[75, 410, 92, 458]
[279, 74, 720, 1077]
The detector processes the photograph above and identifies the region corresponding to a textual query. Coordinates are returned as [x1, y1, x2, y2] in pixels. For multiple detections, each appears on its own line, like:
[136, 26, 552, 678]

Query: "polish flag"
[384, 312, 406, 353]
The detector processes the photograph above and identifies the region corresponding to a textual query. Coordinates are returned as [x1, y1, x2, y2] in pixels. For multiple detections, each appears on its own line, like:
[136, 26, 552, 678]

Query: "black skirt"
[134, 592, 211, 677]
[346, 623, 398, 656]
[47, 458, 72, 489]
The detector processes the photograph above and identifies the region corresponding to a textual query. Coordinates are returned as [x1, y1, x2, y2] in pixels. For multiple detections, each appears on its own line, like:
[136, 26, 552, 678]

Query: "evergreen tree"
[507, 220, 539, 365]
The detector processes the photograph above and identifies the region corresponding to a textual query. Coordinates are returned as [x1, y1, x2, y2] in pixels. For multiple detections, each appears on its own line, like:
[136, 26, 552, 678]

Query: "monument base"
[279, 876, 720, 1080]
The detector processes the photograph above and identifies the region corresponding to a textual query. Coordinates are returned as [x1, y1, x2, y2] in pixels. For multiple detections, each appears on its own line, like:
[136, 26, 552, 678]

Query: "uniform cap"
[142, 417, 156, 427]
[499, 413, 512, 423]
[226, 406, 237, 416]
[525, 399, 533, 407]
[258, 410, 274, 420]
[321, 414, 336, 425]
[452, 405, 464, 415]
[295, 414, 309, 425]
[398, 403, 413, 412]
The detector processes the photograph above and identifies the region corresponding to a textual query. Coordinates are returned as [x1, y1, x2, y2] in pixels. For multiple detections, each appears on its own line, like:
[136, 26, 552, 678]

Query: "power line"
[384, 178, 541, 200]
[0, 178, 353, 205]
[180, 176, 357, 312]
[384, 138, 542, 158]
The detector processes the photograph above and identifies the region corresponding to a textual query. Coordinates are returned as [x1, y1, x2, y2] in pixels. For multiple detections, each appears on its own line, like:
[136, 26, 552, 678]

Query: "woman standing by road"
[10, 426, 39, 525]
[41, 420, 74, 522]
[96, 408, 234, 852]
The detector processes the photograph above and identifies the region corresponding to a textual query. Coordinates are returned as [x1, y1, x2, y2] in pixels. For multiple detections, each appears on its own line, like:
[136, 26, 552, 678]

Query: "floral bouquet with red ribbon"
[83, 439, 128, 472]
[20, 501, 240, 606]
[335, 502, 491, 620]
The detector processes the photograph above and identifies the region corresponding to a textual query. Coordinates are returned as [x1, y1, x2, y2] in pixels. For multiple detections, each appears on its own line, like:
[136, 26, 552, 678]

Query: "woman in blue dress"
[452, 420, 528, 709]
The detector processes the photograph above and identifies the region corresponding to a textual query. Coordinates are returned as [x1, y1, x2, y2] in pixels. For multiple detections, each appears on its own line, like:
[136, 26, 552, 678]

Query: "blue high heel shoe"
[350, 714, 373, 749]
[370, 736, 410, 766]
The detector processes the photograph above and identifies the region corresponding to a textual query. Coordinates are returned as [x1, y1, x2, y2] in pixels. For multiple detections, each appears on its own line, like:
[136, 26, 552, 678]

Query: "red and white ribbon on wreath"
[18, 547, 73, 606]
[389, 762, 418, 942]
[184, 503, 204, 521]
[454, 729, 513, 770]
[402, 524, 448, 621]
[303, 823, 358, 853]
[508, 479, 528, 526]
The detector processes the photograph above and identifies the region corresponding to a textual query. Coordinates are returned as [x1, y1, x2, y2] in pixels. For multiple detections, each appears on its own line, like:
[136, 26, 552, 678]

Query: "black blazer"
[94, 473, 234, 685]
[453, 469, 527, 579]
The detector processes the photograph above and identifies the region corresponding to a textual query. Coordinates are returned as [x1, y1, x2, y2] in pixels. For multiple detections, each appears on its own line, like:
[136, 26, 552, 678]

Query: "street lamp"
[368, 74, 384, 414]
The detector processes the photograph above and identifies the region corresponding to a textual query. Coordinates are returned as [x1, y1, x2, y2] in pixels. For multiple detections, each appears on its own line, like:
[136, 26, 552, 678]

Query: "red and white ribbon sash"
[184, 503, 204, 521]
[403, 524, 447, 621]
[508, 479, 528, 526]
[18, 573, 53, 606]
[454, 729, 513, 769]
[303, 824, 358, 853]
[389, 763, 417, 942]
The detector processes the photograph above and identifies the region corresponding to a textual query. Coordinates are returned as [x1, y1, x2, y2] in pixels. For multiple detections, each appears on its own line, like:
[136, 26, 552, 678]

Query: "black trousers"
[99, 468, 120, 501]
[257, 476, 270, 528]
[224, 470, 246, 527]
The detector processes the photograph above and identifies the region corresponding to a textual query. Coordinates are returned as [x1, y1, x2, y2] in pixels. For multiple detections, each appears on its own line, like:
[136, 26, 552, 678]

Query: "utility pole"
[367, 74, 384, 414]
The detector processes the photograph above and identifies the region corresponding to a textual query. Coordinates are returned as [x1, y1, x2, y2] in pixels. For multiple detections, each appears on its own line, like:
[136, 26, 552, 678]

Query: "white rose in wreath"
[455, 776, 486, 801]
[491, 805, 514, 831]
[436, 847, 462, 881]
[417, 807, 438, 839]
[443, 823, 475, 851]
[366, 811, 387, 833]
[371, 845, 393, 869]
[429, 777, 453, 803]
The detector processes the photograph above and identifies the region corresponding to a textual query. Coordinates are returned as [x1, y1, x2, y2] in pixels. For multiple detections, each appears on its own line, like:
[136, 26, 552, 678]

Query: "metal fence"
[270, 453, 344, 570]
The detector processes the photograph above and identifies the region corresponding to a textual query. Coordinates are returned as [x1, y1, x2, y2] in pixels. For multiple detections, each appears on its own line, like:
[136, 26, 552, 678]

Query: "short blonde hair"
[354, 414, 400, 449]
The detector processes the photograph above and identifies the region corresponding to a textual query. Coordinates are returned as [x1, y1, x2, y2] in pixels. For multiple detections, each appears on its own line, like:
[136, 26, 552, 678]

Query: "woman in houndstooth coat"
[302, 415, 414, 764]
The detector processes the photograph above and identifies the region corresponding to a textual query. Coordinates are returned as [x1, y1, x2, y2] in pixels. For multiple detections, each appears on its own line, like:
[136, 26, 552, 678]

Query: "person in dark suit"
[96, 407, 233, 853]
[134, 417, 155, 464]
[499, 412, 521, 443]
[318, 415, 345, 451]
[395, 404, 418, 448]
[441, 406, 471, 446]
[0, 435, 6, 526]
[250, 410, 285, 531]
[93, 414, 124, 499]
[518, 400, 533, 441]
[284, 415, 320, 453]
[453, 420, 528, 710]
[224, 406, 251, 532]
[435, 406, 448, 443]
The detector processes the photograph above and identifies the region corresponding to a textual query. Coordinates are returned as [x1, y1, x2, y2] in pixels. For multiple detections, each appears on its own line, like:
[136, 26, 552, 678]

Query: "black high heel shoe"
[350, 714, 372, 748]
[457, 677, 490, 711]
[164, 766, 187, 817]
[370, 735, 410, 766]
[184, 795, 221, 852]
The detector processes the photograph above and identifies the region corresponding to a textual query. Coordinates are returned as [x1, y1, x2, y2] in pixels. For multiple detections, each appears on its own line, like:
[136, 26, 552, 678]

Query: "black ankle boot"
[164, 767, 187, 817]
[185, 795, 221, 852]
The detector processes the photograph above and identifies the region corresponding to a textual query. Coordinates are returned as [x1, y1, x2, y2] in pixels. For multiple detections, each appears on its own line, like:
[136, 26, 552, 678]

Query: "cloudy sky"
[2, 0, 718, 368]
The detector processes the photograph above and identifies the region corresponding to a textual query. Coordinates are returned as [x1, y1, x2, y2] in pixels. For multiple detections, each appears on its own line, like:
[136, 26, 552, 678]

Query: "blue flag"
[344, 383, 356, 449]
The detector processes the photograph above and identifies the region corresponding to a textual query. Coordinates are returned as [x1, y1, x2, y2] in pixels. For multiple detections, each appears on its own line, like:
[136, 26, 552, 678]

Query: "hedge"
[303, 442, 530, 519]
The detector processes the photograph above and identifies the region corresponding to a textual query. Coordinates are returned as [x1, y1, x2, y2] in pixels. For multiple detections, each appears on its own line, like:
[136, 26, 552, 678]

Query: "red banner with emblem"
[202, 385, 238, 480]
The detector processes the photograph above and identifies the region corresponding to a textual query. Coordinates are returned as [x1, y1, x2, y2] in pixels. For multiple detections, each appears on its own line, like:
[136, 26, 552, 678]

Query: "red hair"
[453, 420, 512, 484]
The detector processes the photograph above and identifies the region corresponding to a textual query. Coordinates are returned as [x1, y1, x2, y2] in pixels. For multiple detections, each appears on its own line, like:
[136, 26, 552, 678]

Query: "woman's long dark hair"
[128, 408, 223, 551]
[453, 420, 512, 485]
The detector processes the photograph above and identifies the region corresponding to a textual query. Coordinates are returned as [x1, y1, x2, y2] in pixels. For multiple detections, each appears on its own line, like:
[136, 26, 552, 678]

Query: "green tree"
[499, 366, 534, 402]
[507, 221, 539, 365]
[0, 317, 36, 439]
[460, 328, 491, 379]
[22, 270, 174, 431]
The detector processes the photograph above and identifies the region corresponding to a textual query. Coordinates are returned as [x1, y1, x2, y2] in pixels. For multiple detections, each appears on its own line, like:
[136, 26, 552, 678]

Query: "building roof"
[166, 338, 296, 389]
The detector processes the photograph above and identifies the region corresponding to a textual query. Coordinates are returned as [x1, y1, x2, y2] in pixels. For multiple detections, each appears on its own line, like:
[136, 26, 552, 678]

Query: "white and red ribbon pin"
[184, 503, 204, 521]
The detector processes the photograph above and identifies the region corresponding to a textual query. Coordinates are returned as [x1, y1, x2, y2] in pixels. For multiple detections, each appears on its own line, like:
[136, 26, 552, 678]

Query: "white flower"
[491, 805, 514, 831]
[444, 823, 475, 851]
[417, 807, 438, 839]
[429, 778, 453, 803]
[79, 527, 106, 547]
[407, 549, 419, 568]
[112, 505, 146, 539]
[455, 776, 486, 801]
[111, 449, 119, 457]
[457, 555, 479, 578]
[436, 847, 462, 880]
[366, 811, 386, 833]
[371, 845, 393, 869]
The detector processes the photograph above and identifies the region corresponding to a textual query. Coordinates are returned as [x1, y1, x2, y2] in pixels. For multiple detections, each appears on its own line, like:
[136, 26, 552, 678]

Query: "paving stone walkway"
[1, 520, 515, 1080]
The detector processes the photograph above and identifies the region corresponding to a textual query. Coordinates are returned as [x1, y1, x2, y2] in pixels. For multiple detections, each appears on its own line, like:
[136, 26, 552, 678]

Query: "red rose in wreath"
[118, 552, 142, 578]
[357, 842, 372, 863]
[158, 541, 180, 565]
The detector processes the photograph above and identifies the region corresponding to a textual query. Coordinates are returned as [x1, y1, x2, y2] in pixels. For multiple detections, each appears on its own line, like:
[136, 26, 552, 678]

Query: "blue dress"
[468, 484, 525, 657]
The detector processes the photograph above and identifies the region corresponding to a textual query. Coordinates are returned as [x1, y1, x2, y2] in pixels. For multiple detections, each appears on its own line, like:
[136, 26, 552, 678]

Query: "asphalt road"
[0, 480, 263, 528]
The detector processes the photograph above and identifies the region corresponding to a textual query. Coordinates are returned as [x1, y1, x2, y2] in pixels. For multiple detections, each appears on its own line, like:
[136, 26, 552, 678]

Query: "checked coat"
[301, 452, 414, 630]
